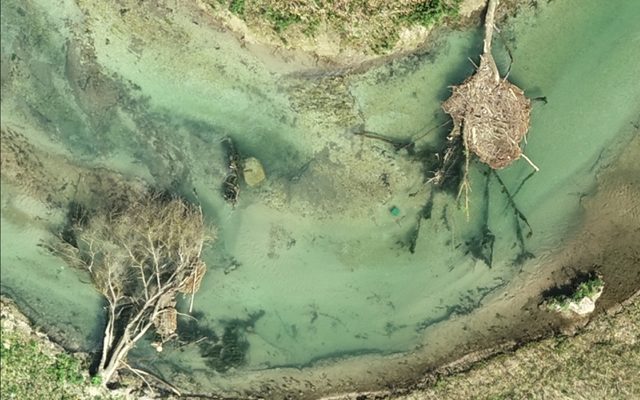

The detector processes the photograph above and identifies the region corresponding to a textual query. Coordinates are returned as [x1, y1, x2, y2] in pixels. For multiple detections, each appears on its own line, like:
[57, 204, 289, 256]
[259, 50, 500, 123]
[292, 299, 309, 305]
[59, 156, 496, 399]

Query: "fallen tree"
[440, 0, 538, 214]
[55, 191, 210, 388]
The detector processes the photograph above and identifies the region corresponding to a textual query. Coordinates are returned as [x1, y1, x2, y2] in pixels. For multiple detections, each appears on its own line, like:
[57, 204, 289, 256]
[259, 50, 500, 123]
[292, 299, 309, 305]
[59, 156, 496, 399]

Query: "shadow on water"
[435, 31, 484, 102]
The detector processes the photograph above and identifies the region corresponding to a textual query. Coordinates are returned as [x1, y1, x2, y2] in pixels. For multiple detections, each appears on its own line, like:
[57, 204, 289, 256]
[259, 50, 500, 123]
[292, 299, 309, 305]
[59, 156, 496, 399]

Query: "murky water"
[1, 0, 639, 397]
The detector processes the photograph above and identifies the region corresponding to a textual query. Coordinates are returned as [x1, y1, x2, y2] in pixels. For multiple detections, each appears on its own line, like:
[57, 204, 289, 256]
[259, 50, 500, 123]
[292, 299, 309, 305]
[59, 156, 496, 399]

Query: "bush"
[545, 277, 604, 312]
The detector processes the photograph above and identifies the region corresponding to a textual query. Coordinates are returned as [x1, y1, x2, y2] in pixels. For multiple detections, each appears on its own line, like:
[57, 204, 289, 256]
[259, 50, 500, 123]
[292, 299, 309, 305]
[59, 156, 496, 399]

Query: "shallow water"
[1, 0, 639, 397]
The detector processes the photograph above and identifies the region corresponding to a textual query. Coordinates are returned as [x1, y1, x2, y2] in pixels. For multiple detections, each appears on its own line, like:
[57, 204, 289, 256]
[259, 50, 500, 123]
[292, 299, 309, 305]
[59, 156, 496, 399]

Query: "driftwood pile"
[443, 0, 536, 170]
[440, 0, 537, 214]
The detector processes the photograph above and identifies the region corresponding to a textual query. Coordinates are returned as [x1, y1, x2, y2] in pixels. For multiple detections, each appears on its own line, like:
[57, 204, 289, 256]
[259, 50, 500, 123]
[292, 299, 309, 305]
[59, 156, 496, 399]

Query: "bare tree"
[56, 192, 211, 387]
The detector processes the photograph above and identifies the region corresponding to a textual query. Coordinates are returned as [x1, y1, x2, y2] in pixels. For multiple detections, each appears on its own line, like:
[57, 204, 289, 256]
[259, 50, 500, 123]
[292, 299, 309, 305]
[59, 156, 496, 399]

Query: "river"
[1, 0, 639, 398]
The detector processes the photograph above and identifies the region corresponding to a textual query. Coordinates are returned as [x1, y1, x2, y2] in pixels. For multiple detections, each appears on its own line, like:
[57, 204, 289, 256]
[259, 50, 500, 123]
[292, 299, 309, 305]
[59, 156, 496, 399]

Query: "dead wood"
[442, 0, 534, 171]
[54, 191, 212, 387]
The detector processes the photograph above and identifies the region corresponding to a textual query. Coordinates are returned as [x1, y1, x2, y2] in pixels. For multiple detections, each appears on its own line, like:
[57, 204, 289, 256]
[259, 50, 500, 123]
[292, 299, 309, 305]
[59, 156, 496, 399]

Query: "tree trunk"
[483, 0, 498, 54]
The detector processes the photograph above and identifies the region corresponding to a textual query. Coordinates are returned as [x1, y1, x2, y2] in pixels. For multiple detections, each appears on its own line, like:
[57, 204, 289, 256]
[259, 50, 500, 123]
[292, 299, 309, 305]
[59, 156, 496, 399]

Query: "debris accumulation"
[436, 0, 539, 219]
[52, 191, 210, 389]
[442, 0, 537, 173]
[415, 0, 538, 258]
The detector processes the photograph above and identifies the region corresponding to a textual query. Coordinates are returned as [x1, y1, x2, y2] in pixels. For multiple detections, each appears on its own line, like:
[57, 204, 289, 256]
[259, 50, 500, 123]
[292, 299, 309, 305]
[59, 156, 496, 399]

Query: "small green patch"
[545, 276, 604, 311]
[263, 8, 301, 33]
[228, 0, 245, 16]
[48, 353, 85, 385]
[402, 0, 462, 28]
[91, 375, 103, 386]
[301, 18, 321, 37]
[572, 277, 604, 301]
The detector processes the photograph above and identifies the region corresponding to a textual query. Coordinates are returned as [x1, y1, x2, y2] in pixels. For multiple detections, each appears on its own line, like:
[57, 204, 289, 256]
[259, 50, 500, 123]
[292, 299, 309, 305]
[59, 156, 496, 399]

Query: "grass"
[402, 0, 461, 27]
[228, 0, 245, 16]
[210, 0, 463, 54]
[0, 301, 121, 400]
[391, 294, 640, 399]
[262, 7, 301, 34]
[1, 329, 87, 399]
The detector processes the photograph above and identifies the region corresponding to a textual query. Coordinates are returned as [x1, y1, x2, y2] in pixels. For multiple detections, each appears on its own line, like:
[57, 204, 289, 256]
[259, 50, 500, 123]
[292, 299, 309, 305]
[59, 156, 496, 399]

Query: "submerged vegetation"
[1, 0, 638, 398]
[212, 0, 463, 53]
[170, 310, 264, 373]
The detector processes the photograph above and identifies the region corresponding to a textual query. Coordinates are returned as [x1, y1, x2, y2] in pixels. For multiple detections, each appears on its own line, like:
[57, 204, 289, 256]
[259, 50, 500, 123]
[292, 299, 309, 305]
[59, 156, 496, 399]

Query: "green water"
[1, 0, 639, 397]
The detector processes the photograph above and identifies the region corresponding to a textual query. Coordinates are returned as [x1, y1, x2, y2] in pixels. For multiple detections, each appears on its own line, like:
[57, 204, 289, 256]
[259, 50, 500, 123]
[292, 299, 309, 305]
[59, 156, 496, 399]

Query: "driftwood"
[443, 0, 536, 171]
[440, 0, 538, 216]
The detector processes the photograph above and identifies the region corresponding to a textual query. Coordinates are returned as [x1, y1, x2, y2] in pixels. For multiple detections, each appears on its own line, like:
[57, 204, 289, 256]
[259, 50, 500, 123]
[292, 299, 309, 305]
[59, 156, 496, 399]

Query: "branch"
[520, 153, 539, 172]
[483, 0, 499, 54]
[123, 362, 182, 396]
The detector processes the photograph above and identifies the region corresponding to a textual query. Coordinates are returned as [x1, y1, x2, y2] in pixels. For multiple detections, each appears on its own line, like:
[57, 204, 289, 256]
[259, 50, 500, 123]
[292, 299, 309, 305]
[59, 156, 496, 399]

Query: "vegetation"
[53, 191, 211, 388]
[402, 0, 461, 27]
[546, 276, 605, 312]
[228, 0, 245, 15]
[0, 318, 119, 399]
[391, 294, 640, 399]
[1, 330, 82, 399]
[263, 7, 301, 34]
[213, 0, 463, 54]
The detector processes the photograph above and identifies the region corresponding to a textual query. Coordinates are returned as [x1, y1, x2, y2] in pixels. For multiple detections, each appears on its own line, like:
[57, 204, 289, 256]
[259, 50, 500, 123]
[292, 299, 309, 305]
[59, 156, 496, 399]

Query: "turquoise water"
[1, 0, 639, 397]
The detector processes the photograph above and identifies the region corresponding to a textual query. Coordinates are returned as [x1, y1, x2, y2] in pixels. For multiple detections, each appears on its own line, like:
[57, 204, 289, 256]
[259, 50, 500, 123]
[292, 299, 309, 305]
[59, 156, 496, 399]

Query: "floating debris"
[439, 0, 538, 216]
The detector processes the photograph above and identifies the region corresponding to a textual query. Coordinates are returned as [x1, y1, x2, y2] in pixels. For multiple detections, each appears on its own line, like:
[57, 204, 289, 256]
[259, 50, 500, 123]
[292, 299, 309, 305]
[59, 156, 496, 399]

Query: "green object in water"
[390, 206, 400, 216]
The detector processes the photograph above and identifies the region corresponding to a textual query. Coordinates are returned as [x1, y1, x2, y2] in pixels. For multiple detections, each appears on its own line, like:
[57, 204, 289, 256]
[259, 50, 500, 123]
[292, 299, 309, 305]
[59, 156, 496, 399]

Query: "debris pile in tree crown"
[442, 0, 537, 171]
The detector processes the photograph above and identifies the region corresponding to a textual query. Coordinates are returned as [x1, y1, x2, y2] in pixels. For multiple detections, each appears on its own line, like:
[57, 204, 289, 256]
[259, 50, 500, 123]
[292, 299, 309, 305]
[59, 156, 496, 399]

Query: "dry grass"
[208, 0, 463, 53]
[395, 295, 640, 400]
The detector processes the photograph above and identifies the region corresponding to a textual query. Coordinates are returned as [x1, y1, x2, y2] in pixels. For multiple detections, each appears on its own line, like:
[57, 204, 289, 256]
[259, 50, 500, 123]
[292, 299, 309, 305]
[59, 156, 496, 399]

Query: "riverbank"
[393, 290, 640, 400]
[193, 0, 526, 68]
[3, 289, 638, 400]
[0, 296, 137, 399]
